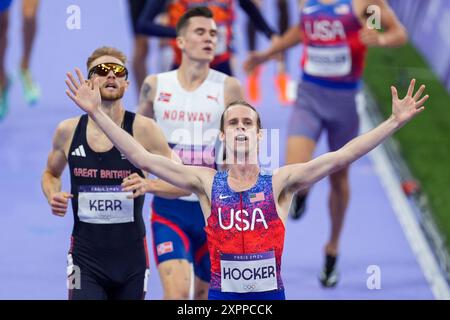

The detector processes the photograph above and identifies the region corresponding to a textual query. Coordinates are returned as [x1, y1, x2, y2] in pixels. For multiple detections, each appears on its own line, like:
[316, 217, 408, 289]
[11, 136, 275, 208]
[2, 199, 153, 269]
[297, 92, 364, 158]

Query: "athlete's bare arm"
[224, 76, 244, 106]
[273, 79, 428, 219]
[356, 0, 407, 47]
[129, 73, 193, 199]
[65, 68, 215, 199]
[137, 74, 157, 119]
[123, 113, 192, 199]
[244, 26, 302, 74]
[41, 118, 78, 217]
[243, 0, 306, 73]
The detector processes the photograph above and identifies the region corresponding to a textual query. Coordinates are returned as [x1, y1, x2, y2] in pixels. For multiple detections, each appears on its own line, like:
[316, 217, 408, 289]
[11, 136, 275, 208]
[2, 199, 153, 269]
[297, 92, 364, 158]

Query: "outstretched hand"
[391, 79, 429, 127]
[65, 68, 101, 114]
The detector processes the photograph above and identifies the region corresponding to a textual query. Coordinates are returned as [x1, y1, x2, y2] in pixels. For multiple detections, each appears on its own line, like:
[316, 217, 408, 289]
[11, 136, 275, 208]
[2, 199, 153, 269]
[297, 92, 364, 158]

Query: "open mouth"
[104, 83, 118, 89]
[235, 134, 248, 142]
[203, 47, 213, 53]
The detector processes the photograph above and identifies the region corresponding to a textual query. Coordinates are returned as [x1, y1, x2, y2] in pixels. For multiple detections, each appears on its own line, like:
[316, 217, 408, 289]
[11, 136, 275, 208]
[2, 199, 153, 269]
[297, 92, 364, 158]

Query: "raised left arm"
[277, 79, 428, 194]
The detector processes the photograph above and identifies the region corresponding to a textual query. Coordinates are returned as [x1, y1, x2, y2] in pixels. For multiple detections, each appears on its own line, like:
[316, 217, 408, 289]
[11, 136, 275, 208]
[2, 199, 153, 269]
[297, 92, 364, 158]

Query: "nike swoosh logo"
[303, 5, 321, 14]
[219, 195, 231, 200]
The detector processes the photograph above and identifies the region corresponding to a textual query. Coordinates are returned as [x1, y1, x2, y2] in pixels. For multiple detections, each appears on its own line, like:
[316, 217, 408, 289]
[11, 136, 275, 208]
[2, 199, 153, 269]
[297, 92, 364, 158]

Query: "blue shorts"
[0, 0, 12, 12]
[288, 80, 360, 151]
[151, 197, 210, 282]
[208, 289, 286, 300]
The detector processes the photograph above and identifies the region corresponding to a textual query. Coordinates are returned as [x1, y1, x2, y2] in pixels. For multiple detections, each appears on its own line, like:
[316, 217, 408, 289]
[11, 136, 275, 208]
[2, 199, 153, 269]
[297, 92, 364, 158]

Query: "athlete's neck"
[227, 164, 260, 190]
[93, 100, 125, 127]
[177, 60, 210, 91]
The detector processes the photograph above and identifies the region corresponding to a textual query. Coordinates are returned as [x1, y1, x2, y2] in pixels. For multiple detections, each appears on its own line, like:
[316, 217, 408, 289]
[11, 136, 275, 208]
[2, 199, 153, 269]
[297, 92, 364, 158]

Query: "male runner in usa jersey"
[128, 7, 243, 299]
[67, 61, 427, 299]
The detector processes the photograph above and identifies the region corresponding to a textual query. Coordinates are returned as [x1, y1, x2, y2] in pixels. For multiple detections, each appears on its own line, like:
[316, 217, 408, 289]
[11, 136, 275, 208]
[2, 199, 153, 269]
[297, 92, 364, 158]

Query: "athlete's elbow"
[389, 26, 408, 47]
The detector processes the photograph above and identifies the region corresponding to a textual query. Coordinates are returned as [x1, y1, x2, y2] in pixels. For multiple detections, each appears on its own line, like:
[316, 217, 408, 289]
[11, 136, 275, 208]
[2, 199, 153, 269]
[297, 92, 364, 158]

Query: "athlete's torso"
[300, 0, 367, 88]
[168, 0, 235, 66]
[68, 111, 146, 249]
[205, 170, 286, 293]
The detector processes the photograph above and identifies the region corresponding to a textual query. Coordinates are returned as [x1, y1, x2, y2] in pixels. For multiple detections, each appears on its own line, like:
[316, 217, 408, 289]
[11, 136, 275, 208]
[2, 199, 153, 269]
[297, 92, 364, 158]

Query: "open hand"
[391, 79, 428, 127]
[65, 68, 101, 114]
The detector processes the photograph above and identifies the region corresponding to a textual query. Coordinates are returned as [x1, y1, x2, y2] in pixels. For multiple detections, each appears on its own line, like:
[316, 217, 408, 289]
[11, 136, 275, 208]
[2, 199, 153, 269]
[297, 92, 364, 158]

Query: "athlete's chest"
[153, 88, 224, 126]
[301, 1, 362, 41]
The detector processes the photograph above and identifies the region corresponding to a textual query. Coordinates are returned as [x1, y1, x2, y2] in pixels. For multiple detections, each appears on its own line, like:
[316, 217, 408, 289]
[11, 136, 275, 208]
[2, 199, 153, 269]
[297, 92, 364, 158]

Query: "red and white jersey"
[153, 69, 227, 200]
[205, 170, 286, 293]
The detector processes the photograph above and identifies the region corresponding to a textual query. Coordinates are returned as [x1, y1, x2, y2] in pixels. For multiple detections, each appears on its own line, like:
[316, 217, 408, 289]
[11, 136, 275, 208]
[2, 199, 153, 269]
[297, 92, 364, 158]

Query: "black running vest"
[68, 111, 145, 248]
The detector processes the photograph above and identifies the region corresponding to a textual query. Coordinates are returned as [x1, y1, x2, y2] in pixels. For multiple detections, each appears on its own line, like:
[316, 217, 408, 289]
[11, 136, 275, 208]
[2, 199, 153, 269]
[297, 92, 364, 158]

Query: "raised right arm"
[65, 69, 212, 196]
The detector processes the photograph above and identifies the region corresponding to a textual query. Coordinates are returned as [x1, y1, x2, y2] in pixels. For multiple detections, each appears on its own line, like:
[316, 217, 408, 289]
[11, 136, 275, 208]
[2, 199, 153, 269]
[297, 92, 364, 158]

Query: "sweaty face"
[221, 105, 261, 162]
[178, 17, 217, 62]
[88, 56, 129, 101]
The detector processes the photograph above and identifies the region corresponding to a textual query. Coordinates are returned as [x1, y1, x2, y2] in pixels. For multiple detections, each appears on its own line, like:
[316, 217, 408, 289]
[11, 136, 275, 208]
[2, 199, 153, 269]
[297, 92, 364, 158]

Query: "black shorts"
[127, 0, 150, 34]
[67, 237, 149, 300]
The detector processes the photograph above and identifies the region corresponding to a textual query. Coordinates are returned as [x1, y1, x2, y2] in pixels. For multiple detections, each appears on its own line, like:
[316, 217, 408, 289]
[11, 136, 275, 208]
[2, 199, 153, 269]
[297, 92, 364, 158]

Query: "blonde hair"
[86, 46, 127, 70]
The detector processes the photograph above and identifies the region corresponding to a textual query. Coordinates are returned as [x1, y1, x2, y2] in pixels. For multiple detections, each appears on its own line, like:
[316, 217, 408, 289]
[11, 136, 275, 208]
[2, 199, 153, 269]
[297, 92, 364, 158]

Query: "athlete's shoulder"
[142, 73, 158, 88]
[224, 76, 244, 105]
[151, 70, 178, 88]
[52, 116, 81, 151]
[133, 113, 159, 133]
[224, 75, 241, 88]
[207, 69, 229, 84]
[55, 116, 81, 139]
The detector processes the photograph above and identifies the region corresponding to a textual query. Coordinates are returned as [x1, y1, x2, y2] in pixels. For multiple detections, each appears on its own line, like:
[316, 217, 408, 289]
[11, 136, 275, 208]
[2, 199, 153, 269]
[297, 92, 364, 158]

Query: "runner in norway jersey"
[136, 0, 276, 75]
[205, 170, 286, 300]
[168, 0, 235, 70]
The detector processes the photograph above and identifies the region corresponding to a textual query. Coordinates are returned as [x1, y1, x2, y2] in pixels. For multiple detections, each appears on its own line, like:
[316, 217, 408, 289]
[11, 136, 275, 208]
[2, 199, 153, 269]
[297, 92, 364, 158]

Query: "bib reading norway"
[205, 170, 286, 299]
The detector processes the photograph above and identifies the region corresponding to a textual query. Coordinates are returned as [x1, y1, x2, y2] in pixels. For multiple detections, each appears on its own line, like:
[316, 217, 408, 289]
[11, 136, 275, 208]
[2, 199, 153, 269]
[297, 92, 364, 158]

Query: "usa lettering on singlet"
[205, 170, 286, 294]
[300, 0, 367, 83]
[217, 206, 277, 293]
[153, 69, 227, 201]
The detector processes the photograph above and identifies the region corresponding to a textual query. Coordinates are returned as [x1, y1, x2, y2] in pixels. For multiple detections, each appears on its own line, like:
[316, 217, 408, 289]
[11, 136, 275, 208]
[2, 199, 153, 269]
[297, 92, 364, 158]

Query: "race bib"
[220, 251, 278, 293]
[78, 185, 134, 224]
[304, 45, 351, 77]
